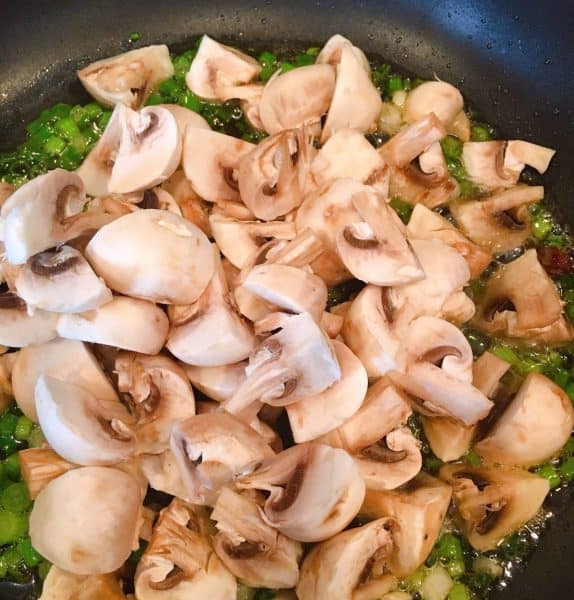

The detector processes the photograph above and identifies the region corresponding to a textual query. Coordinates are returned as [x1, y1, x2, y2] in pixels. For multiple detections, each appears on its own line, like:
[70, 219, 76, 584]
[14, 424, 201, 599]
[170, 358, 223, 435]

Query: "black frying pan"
[1, 1, 573, 598]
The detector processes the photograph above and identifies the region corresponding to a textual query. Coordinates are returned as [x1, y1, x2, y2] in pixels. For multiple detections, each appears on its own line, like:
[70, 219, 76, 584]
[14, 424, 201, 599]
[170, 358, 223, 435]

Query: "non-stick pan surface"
[1, 1, 573, 598]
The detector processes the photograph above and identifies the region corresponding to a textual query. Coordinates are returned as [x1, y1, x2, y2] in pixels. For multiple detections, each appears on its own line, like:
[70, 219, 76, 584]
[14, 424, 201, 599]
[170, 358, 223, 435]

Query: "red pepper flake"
[537, 246, 574, 277]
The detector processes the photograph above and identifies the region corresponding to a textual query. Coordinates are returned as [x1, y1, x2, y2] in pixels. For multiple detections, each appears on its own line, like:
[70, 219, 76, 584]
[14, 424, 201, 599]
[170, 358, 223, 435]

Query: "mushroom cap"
[57, 296, 169, 354]
[12, 338, 118, 422]
[40, 566, 127, 600]
[86, 209, 214, 305]
[0, 299, 58, 348]
[30, 466, 141, 574]
[160, 103, 211, 143]
[12, 245, 112, 313]
[504, 140, 555, 176]
[139, 449, 192, 502]
[402, 81, 464, 127]
[184, 362, 247, 403]
[78, 45, 174, 108]
[35, 374, 135, 465]
[461, 141, 517, 190]
[259, 64, 336, 134]
[317, 34, 372, 73]
[286, 340, 368, 443]
[475, 372, 574, 467]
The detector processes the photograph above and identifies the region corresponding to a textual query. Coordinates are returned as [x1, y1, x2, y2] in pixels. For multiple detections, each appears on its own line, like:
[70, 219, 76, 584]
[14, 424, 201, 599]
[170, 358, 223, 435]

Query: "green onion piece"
[59, 146, 84, 171]
[129, 32, 141, 42]
[559, 457, 574, 481]
[441, 135, 463, 161]
[551, 369, 570, 389]
[3, 453, 20, 480]
[390, 196, 414, 224]
[49, 103, 72, 120]
[448, 583, 472, 600]
[44, 136, 67, 156]
[470, 124, 492, 141]
[436, 533, 464, 561]
[0, 413, 18, 438]
[535, 464, 561, 489]
[237, 583, 256, 600]
[386, 75, 404, 96]
[306, 47, 320, 56]
[1, 482, 31, 513]
[28, 426, 46, 449]
[464, 448, 482, 467]
[83, 103, 104, 122]
[447, 558, 466, 578]
[0, 510, 29, 544]
[16, 538, 43, 568]
[490, 344, 519, 365]
[54, 117, 82, 141]
[280, 62, 295, 73]
[13, 417, 33, 442]
[38, 560, 52, 580]
[464, 329, 489, 357]
[531, 214, 553, 240]
[146, 92, 163, 106]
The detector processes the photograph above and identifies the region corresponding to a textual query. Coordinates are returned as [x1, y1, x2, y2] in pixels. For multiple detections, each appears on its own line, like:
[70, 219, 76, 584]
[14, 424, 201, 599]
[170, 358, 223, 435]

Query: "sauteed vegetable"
[0, 33, 573, 600]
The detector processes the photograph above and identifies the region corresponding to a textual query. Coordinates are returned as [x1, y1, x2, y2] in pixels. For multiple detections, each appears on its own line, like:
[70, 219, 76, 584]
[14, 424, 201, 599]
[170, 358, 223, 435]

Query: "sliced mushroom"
[160, 103, 211, 142]
[450, 185, 544, 254]
[39, 565, 127, 600]
[30, 466, 141, 574]
[475, 372, 574, 467]
[10, 245, 112, 313]
[335, 189, 424, 286]
[135, 498, 237, 599]
[237, 442, 365, 542]
[296, 518, 395, 600]
[183, 128, 254, 204]
[317, 34, 371, 72]
[184, 362, 247, 403]
[391, 316, 493, 426]
[238, 126, 315, 220]
[19, 448, 75, 499]
[1, 169, 114, 264]
[440, 464, 550, 551]
[186, 34, 261, 101]
[170, 412, 275, 505]
[403, 81, 464, 127]
[139, 449, 192, 502]
[115, 352, 196, 454]
[259, 64, 336, 134]
[0, 295, 58, 348]
[260, 228, 325, 269]
[86, 209, 214, 304]
[12, 338, 118, 422]
[321, 309, 345, 338]
[222, 312, 341, 419]
[78, 45, 174, 108]
[212, 487, 303, 589]
[406, 204, 491, 278]
[503, 140, 556, 177]
[286, 340, 368, 443]
[161, 170, 211, 235]
[57, 296, 169, 354]
[360, 472, 453, 577]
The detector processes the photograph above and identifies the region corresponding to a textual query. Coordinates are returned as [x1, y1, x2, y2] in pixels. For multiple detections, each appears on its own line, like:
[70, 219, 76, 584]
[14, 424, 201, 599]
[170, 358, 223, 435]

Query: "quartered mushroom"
[296, 518, 396, 600]
[212, 487, 303, 589]
[0, 293, 58, 348]
[40, 566, 127, 600]
[317, 34, 371, 72]
[135, 498, 237, 599]
[286, 340, 368, 443]
[186, 34, 261, 101]
[335, 189, 424, 286]
[19, 448, 75, 499]
[238, 127, 315, 220]
[450, 184, 544, 254]
[237, 442, 365, 543]
[57, 296, 169, 354]
[183, 128, 254, 204]
[139, 449, 192, 502]
[360, 472, 453, 577]
[161, 170, 211, 235]
[8, 245, 112, 313]
[35, 374, 135, 465]
[1, 169, 115, 265]
[503, 140, 556, 178]
[391, 316, 493, 426]
[160, 103, 211, 141]
[78, 45, 174, 108]
[440, 464, 550, 551]
[259, 64, 336, 134]
[11, 338, 118, 422]
[402, 81, 464, 128]
[30, 466, 142, 574]
[184, 362, 247, 403]
[475, 372, 574, 467]
[86, 209, 214, 305]
[170, 412, 275, 505]
[115, 352, 196, 454]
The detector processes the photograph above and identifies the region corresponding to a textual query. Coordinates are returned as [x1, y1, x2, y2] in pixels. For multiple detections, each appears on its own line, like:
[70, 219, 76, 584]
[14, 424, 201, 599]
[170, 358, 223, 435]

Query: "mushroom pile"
[1, 34, 572, 600]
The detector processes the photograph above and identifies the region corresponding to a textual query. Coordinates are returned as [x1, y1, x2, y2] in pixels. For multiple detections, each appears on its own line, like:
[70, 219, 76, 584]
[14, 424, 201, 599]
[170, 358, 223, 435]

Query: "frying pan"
[1, 1, 573, 598]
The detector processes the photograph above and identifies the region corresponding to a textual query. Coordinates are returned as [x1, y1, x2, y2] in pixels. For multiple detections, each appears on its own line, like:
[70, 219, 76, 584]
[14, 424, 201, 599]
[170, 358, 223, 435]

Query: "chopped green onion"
[441, 135, 463, 161]
[386, 75, 404, 95]
[447, 558, 466, 578]
[0, 510, 29, 544]
[280, 62, 295, 73]
[129, 32, 141, 42]
[28, 426, 46, 449]
[436, 533, 464, 561]
[535, 464, 561, 489]
[559, 457, 574, 481]
[16, 538, 43, 568]
[448, 583, 472, 600]
[3, 453, 20, 480]
[471, 124, 492, 141]
[1, 482, 31, 513]
[38, 560, 52, 580]
[390, 196, 414, 224]
[44, 136, 67, 156]
[0, 414, 18, 438]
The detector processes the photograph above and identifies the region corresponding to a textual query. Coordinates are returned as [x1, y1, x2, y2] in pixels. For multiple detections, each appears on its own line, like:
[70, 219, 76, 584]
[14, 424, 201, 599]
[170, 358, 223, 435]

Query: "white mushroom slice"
[166, 248, 255, 367]
[10, 245, 111, 313]
[238, 127, 315, 220]
[0, 295, 58, 347]
[140, 449, 191, 502]
[19, 448, 76, 500]
[321, 44, 382, 141]
[475, 373, 574, 467]
[12, 338, 118, 422]
[30, 466, 141, 575]
[39, 566, 127, 600]
[160, 103, 211, 142]
[286, 340, 367, 443]
[317, 34, 371, 73]
[403, 81, 464, 127]
[2, 169, 114, 265]
[115, 353, 196, 454]
[212, 488, 303, 589]
[392, 316, 493, 426]
[86, 209, 214, 304]
[170, 412, 275, 505]
[311, 128, 387, 187]
[186, 35, 261, 101]
[360, 472, 453, 577]
[222, 312, 341, 419]
[135, 498, 237, 600]
[450, 185, 544, 254]
[161, 170, 211, 235]
[440, 464, 550, 551]
[261, 228, 325, 269]
[406, 204, 491, 279]
[321, 310, 344, 338]
[336, 190, 424, 286]
[296, 518, 395, 600]
[184, 362, 247, 403]
[35, 375, 135, 465]
[354, 427, 422, 491]
[461, 141, 515, 189]
[78, 45, 174, 108]
[210, 211, 296, 269]
[237, 442, 365, 542]
[57, 296, 169, 354]
[183, 128, 254, 203]
[259, 64, 336, 134]
[503, 140, 555, 177]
